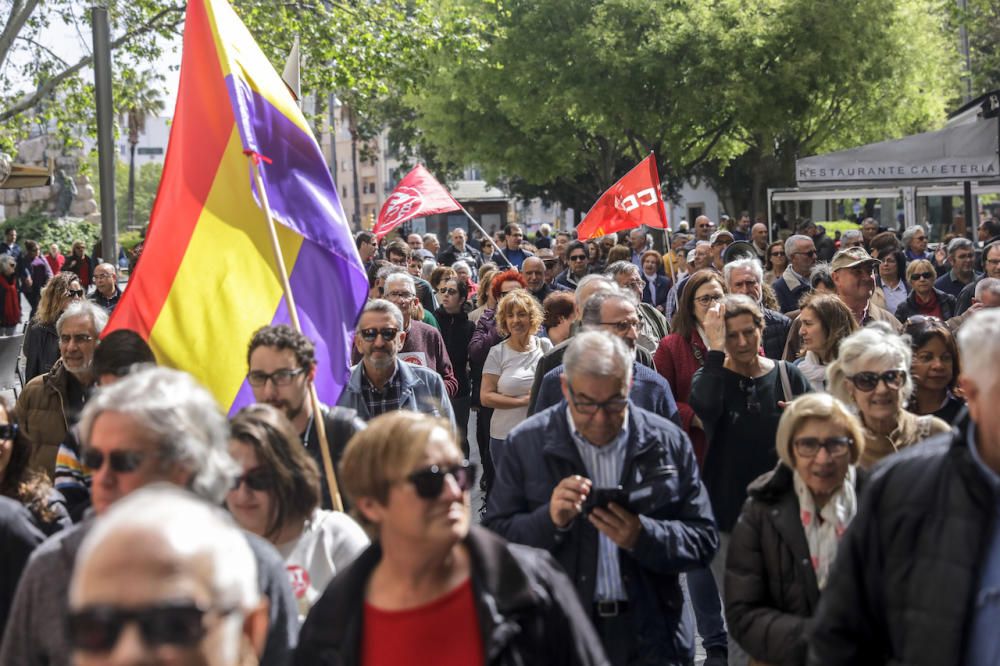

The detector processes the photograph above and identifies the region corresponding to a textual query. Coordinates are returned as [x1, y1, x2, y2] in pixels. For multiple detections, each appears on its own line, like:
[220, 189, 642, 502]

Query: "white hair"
[564, 330, 633, 386]
[901, 225, 925, 246]
[78, 367, 238, 504]
[452, 260, 471, 274]
[574, 274, 614, 307]
[723, 257, 763, 286]
[56, 300, 109, 336]
[826, 322, 913, 405]
[422, 233, 437, 245]
[358, 298, 405, 331]
[383, 271, 416, 294]
[841, 229, 862, 243]
[420, 259, 436, 282]
[605, 260, 640, 279]
[956, 308, 1000, 390]
[947, 237, 973, 255]
[975, 277, 1000, 301]
[784, 234, 812, 256]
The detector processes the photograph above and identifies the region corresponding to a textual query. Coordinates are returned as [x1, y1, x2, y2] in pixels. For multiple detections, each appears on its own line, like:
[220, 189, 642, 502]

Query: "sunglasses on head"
[67, 601, 236, 653]
[406, 460, 476, 499]
[848, 370, 906, 392]
[358, 327, 399, 342]
[232, 467, 273, 492]
[81, 448, 147, 474]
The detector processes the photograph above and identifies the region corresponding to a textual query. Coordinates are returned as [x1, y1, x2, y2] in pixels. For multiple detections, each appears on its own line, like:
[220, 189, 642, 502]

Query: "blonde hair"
[32, 273, 81, 326]
[775, 393, 865, 467]
[905, 258, 935, 283]
[496, 289, 543, 337]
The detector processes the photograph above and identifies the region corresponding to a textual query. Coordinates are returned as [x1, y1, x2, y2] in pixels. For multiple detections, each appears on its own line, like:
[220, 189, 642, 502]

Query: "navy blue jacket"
[484, 403, 718, 665]
[642, 274, 671, 311]
[773, 273, 811, 313]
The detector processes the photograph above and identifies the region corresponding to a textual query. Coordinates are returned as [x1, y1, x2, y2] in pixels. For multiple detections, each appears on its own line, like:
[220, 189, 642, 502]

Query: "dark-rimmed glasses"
[81, 448, 148, 474]
[406, 460, 476, 499]
[793, 436, 853, 458]
[246, 367, 305, 387]
[67, 601, 237, 653]
[568, 385, 628, 415]
[601, 318, 640, 333]
[848, 370, 906, 392]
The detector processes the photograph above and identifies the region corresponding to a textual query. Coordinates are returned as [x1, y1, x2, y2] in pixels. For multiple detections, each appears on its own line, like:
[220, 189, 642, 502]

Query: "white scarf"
[792, 465, 858, 589]
[643, 270, 659, 305]
[797, 351, 827, 392]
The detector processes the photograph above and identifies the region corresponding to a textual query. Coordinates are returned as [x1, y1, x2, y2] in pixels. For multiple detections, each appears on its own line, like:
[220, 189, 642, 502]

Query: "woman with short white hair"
[826, 322, 950, 469]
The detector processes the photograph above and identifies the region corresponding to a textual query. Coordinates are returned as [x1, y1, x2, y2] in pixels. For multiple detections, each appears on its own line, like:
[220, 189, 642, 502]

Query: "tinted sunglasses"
[848, 370, 906, 392]
[406, 460, 476, 499]
[67, 602, 235, 653]
[232, 467, 273, 492]
[437, 287, 459, 296]
[358, 327, 399, 342]
[66, 289, 85, 298]
[81, 448, 147, 473]
[910, 271, 935, 281]
[0, 423, 17, 440]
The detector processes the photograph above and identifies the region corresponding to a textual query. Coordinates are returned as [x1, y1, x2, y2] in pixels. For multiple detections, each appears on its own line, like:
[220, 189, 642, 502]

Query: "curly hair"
[247, 325, 316, 373]
[32, 272, 81, 326]
[496, 289, 543, 337]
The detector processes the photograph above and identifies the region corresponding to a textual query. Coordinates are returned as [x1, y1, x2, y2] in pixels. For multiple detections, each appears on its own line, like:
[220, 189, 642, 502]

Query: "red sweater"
[653, 332, 709, 466]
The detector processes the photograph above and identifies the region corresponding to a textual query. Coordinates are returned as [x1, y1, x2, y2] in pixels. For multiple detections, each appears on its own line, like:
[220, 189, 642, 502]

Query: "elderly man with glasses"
[774, 234, 817, 314]
[88, 263, 121, 314]
[486, 331, 718, 666]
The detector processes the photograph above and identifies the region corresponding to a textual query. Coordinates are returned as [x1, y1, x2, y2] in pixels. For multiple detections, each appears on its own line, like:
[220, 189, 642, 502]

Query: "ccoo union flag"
[575, 154, 668, 241]
[373, 165, 461, 240]
[106, 0, 368, 412]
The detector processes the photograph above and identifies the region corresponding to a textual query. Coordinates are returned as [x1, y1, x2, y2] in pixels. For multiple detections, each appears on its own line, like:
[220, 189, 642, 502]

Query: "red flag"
[373, 165, 461, 239]
[576, 154, 668, 241]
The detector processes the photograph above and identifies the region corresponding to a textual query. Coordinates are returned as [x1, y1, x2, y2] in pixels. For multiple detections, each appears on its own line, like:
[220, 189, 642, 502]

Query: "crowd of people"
[0, 213, 998, 666]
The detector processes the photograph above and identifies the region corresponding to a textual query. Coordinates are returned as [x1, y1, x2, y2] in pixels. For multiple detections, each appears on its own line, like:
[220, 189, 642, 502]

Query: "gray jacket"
[337, 360, 456, 429]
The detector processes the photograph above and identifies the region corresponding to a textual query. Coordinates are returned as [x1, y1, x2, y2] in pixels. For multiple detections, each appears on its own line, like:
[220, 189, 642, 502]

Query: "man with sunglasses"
[555, 240, 591, 291]
[957, 241, 1000, 314]
[830, 246, 901, 330]
[774, 234, 817, 313]
[15, 300, 107, 477]
[1, 367, 298, 666]
[247, 325, 365, 510]
[486, 331, 717, 666]
[338, 299, 456, 429]
[67, 486, 269, 665]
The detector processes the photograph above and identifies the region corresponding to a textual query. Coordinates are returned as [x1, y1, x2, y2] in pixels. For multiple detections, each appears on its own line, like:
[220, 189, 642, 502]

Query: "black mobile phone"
[583, 486, 629, 514]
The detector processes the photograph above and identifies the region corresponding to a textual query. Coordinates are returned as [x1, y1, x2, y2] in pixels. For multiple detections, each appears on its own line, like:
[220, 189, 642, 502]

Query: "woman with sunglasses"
[226, 404, 369, 621]
[763, 240, 789, 286]
[435, 277, 475, 457]
[875, 250, 909, 316]
[904, 316, 965, 424]
[827, 323, 950, 469]
[794, 294, 858, 392]
[894, 259, 957, 323]
[294, 411, 606, 666]
[725, 394, 865, 666]
[23, 272, 84, 381]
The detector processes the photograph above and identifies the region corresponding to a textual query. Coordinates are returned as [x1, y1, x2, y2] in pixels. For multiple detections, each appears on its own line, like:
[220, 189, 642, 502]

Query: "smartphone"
[583, 486, 630, 515]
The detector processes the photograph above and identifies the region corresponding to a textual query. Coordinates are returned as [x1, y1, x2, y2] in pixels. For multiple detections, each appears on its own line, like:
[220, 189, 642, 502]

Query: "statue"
[55, 168, 77, 217]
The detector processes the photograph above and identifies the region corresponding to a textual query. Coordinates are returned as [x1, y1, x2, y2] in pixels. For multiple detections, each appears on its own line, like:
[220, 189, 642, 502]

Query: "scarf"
[914, 290, 942, 318]
[643, 271, 659, 304]
[1, 274, 19, 327]
[793, 465, 857, 590]
[797, 351, 827, 392]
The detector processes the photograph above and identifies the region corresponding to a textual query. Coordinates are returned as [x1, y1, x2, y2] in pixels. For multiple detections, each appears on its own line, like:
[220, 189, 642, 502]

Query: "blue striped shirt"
[567, 407, 629, 602]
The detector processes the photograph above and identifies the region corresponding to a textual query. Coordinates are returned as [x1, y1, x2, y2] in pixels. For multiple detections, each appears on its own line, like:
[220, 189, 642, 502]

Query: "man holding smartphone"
[485, 331, 718, 666]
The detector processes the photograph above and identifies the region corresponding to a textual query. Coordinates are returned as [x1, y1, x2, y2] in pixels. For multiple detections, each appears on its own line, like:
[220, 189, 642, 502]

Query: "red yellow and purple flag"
[106, 0, 367, 412]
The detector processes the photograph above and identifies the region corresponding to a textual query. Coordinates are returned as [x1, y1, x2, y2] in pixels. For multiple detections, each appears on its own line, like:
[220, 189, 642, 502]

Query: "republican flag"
[576, 154, 669, 241]
[373, 165, 461, 239]
[106, 0, 367, 412]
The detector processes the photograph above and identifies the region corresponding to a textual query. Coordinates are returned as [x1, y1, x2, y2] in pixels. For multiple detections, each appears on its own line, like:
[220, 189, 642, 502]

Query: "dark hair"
[565, 240, 587, 260]
[503, 223, 521, 235]
[672, 269, 726, 337]
[443, 276, 468, 302]
[764, 240, 785, 273]
[0, 400, 58, 525]
[800, 293, 859, 363]
[429, 266, 457, 291]
[367, 259, 387, 289]
[605, 245, 631, 265]
[354, 231, 375, 249]
[905, 318, 961, 390]
[384, 239, 410, 260]
[229, 404, 320, 540]
[879, 250, 908, 284]
[543, 291, 576, 328]
[247, 325, 316, 373]
[870, 231, 901, 258]
[24, 240, 38, 253]
[981, 217, 1000, 239]
[93, 329, 156, 377]
[490, 269, 526, 302]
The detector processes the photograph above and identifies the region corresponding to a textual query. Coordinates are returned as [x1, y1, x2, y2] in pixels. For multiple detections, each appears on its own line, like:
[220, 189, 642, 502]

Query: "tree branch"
[0, 0, 42, 72]
[680, 117, 734, 173]
[14, 34, 70, 68]
[0, 3, 186, 124]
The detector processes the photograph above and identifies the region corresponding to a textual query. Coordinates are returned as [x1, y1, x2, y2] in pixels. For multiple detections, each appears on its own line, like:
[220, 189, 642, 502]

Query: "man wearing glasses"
[555, 240, 591, 291]
[500, 223, 533, 270]
[605, 261, 670, 354]
[957, 241, 1000, 314]
[774, 234, 817, 313]
[486, 331, 718, 666]
[88, 263, 121, 314]
[246, 324, 365, 509]
[339, 299, 456, 428]
[830, 247, 901, 330]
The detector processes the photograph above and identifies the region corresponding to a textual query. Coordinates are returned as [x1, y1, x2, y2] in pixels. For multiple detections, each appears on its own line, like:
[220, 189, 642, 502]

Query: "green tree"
[120, 70, 164, 229]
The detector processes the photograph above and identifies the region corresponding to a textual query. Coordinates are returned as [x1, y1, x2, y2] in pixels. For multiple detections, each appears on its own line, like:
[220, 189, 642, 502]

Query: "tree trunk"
[128, 140, 137, 229]
[348, 105, 361, 228]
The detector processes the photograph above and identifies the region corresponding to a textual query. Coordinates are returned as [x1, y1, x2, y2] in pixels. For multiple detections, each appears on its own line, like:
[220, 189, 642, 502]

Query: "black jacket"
[808, 412, 993, 666]
[893, 288, 957, 323]
[435, 307, 474, 399]
[294, 526, 609, 666]
[726, 464, 865, 666]
[762, 308, 792, 361]
[306, 405, 366, 511]
[438, 244, 482, 268]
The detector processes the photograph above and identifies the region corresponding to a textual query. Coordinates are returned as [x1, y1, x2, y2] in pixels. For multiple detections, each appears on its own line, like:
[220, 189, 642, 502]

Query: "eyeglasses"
[568, 254, 588, 262]
[848, 370, 906, 392]
[65, 289, 85, 298]
[770, 251, 786, 258]
[232, 467, 273, 492]
[246, 367, 305, 387]
[0, 423, 15, 440]
[739, 378, 760, 414]
[793, 249, 817, 258]
[93, 272, 114, 279]
[67, 601, 237, 653]
[406, 460, 476, 499]
[909, 271, 934, 281]
[694, 293, 723, 307]
[793, 436, 853, 458]
[81, 448, 148, 474]
[568, 385, 628, 415]
[386, 290, 415, 300]
[601, 318, 641, 333]
[436, 287, 459, 296]
[59, 333, 94, 345]
[357, 327, 399, 343]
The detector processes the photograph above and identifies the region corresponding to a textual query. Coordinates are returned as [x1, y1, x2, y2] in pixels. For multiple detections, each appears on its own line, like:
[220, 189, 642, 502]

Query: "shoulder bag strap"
[778, 360, 793, 403]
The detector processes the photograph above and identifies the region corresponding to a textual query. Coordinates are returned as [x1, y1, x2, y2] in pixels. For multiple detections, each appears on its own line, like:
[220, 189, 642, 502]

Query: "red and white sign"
[373, 165, 462, 239]
[575, 154, 668, 241]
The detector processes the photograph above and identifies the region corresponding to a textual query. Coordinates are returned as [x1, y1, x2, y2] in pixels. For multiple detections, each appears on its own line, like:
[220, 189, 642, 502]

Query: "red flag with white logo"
[575, 154, 668, 241]
[373, 165, 461, 239]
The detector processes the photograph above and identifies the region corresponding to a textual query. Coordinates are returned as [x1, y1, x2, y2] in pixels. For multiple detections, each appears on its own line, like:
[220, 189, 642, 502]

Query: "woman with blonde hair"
[826, 322, 950, 468]
[794, 294, 859, 391]
[24, 272, 84, 381]
[725, 393, 865, 665]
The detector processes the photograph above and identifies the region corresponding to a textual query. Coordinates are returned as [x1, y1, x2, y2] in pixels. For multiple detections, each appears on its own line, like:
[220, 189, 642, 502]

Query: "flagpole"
[458, 206, 513, 269]
[249, 154, 345, 513]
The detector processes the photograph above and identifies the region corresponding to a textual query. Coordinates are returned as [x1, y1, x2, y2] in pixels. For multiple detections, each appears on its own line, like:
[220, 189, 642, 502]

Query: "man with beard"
[830, 247, 901, 330]
[522, 256, 554, 304]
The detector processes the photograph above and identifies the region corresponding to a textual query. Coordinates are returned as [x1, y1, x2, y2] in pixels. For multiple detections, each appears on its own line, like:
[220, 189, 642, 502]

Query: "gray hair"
[564, 330, 633, 386]
[956, 308, 1000, 391]
[810, 262, 835, 290]
[784, 234, 812, 256]
[95, 262, 117, 276]
[0, 255, 15, 272]
[422, 233, 438, 245]
[574, 274, 614, 307]
[605, 260, 640, 280]
[841, 229, 862, 244]
[56, 300, 109, 336]
[901, 225, 925, 247]
[722, 257, 763, 286]
[580, 287, 637, 328]
[376, 264, 407, 282]
[826, 322, 913, 405]
[72, 485, 258, 614]
[452, 260, 471, 275]
[382, 270, 416, 295]
[947, 237, 973, 255]
[357, 298, 405, 331]
[975, 277, 1000, 301]
[420, 259, 436, 282]
[78, 367, 238, 504]
[686, 248, 697, 263]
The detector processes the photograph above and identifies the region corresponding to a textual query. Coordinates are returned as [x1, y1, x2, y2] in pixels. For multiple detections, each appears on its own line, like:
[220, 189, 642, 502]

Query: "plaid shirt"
[361, 363, 404, 417]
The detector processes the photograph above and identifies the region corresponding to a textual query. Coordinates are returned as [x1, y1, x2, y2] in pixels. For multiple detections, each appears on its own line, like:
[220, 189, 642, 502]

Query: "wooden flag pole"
[458, 205, 514, 269]
[249, 154, 344, 513]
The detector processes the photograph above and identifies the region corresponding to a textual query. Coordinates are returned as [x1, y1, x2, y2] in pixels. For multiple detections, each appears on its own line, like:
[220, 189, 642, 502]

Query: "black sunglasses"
[848, 370, 906, 392]
[232, 467, 273, 492]
[910, 271, 935, 281]
[406, 460, 476, 499]
[66, 289, 85, 298]
[358, 327, 399, 342]
[67, 601, 236, 653]
[81, 448, 147, 474]
[568, 254, 588, 262]
[0, 423, 17, 440]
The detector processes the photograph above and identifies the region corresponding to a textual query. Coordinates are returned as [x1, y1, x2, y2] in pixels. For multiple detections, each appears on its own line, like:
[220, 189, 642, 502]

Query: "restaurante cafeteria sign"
[798, 158, 999, 182]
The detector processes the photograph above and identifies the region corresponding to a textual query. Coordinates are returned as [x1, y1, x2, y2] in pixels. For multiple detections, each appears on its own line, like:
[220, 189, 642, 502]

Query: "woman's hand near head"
[704, 303, 727, 351]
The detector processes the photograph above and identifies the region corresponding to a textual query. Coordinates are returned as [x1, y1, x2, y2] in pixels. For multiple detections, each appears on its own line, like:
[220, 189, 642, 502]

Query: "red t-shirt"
[361, 578, 485, 666]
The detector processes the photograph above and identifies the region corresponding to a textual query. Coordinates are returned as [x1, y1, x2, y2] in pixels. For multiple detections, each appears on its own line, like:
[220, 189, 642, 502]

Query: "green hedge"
[4, 207, 105, 253]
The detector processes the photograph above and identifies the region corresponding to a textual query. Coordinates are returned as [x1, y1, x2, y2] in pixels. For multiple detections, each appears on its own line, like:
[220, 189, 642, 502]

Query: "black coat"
[294, 525, 609, 666]
[435, 307, 474, 398]
[893, 288, 956, 323]
[725, 464, 865, 666]
[808, 412, 993, 666]
[762, 308, 792, 361]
